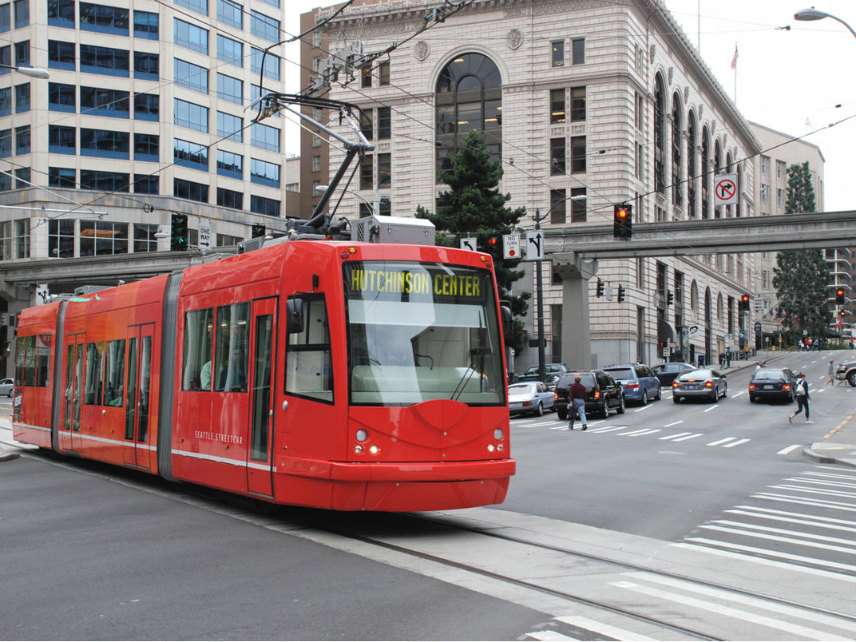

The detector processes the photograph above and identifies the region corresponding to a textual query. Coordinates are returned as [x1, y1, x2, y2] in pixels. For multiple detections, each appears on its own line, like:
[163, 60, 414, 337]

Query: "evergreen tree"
[772, 162, 830, 342]
[416, 131, 530, 352]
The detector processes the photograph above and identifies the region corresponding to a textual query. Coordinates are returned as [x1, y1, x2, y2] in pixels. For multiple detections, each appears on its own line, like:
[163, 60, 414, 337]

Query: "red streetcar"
[12, 238, 515, 511]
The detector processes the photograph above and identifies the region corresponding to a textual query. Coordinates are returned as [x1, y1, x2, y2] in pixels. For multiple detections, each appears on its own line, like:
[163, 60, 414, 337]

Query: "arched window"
[654, 74, 666, 193]
[701, 126, 710, 219]
[687, 111, 697, 217]
[671, 92, 682, 208]
[435, 53, 502, 181]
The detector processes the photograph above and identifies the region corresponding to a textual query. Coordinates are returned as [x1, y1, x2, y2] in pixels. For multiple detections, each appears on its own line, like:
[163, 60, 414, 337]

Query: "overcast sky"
[283, 1, 855, 212]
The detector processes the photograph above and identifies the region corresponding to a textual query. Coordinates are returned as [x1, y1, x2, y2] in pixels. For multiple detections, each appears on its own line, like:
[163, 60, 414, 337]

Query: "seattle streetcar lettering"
[349, 268, 480, 298]
[194, 430, 243, 445]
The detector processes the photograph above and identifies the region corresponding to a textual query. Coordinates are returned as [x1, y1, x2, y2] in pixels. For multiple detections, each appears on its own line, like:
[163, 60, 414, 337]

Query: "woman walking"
[789, 372, 811, 424]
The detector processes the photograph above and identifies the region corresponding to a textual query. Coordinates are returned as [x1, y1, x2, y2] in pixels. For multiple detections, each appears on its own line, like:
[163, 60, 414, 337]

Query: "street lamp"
[0, 64, 50, 79]
[314, 183, 376, 216]
[794, 7, 856, 38]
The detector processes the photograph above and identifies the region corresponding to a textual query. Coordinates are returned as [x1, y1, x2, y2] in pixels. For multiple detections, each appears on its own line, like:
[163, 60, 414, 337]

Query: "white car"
[508, 382, 555, 417]
[0, 378, 14, 397]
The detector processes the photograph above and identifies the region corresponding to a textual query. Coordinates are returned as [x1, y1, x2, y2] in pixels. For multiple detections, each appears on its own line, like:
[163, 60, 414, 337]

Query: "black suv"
[555, 370, 625, 420]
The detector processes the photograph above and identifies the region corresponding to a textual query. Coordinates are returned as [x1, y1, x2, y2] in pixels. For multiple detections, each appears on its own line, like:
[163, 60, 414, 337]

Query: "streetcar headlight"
[487, 444, 495, 452]
[354, 445, 363, 454]
[494, 428, 504, 440]
[355, 428, 368, 442]
[369, 445, 380, 455]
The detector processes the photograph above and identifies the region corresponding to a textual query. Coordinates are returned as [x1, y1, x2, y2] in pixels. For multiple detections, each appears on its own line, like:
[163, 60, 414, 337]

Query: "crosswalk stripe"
[785, 478, 856, 490]
[590, 426, 625, 433]
[670, 433, 702, 442]
[555, 616, 655, 641]
[734, 505, 856, 526]
[723, 438, 751, 448]
[663, 420, 683, 428]
[725, 509, 856, 533]
[523, 631, 576, 641]
[804, 471, 856, 482]
[752, 493, 856, 512]
[684, 537, 856, 575]
[611, 580, 850, 640]
[707, 437, 736, 447]
[618, 428, 657, 436]
[710, 520, 856, 545]
[778, 445, 802, 455]
[659, 432, 692, 440]
[698, 524, 856, 555]
[769, 485, 856, 500]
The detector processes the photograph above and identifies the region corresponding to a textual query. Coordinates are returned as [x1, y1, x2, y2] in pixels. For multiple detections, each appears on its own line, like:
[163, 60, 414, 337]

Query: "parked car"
[749, 367, 797, 402]
[652, 362, 696, 386]
[515, 372, 561, 390]
[0, 378, 12, 397]
[603, 363, 661, 405]
[836, 360, 856, 387]
[508, 381, 555, 417]
[672, 369, 728, 403]
[554, 370, 625, 420]
[524, 363, 567, 376]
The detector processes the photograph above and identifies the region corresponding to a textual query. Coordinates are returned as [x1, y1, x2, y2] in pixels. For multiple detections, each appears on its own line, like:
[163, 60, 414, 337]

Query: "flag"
[730, 44, 738, 70]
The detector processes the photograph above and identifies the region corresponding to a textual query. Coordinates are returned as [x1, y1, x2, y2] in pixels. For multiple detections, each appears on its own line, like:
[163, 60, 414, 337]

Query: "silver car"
[508, 382, 555, 417]
[672, 369, 728, 403]
[0, 378, 13, 397]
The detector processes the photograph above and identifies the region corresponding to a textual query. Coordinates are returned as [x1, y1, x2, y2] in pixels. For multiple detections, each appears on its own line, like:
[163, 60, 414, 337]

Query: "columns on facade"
[679, 130, 690, 219]
[691, 141, 702, 219]
[663, 113, 673, 215]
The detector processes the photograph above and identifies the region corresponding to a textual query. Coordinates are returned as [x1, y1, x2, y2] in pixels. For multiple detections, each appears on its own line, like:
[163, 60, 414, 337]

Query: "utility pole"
[533, 208, 548, 381]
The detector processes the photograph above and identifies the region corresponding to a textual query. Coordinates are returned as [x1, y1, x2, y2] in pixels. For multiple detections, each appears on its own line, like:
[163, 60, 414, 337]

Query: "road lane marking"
[804, 471, 856, 481]
[778, 445, 802, 455]
[611, 580, 850, 640]
[590, 426, 626, 433]
[817, 389, 825, 393]
[785, 477, 856, 490]
[703, 405, 720, 413]
[753, 493, 856, 511]
[663, 420, 683, 428]
[723, 438, 751, 448]
[732, 391, 746, 398]
[670, 433, 702, 442]
[707, 437, 737, 447]
[523, 631, 575, 641]
[733, 505, 856, 527]
[696, 525, 856, 556]
[619, 428, 661, 437]
[725, 510, 856, 534]
[633, 404, 652, 413]
[659, 432, 692, 440]
[555, 616, 655, 642]
[617, 428, 652, 436]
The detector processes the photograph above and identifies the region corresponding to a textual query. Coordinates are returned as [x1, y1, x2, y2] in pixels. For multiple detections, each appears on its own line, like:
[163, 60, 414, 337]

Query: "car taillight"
[625, 383, 639, 390]
[522, 400, 532, 407]
[672, 381, 680, 388]
[783, 383, 791, 391]
[749, 384, 757, 391]
[553, 392, 558, 400]
[593, 390, 601, 400]
[704, 380, 714, 389]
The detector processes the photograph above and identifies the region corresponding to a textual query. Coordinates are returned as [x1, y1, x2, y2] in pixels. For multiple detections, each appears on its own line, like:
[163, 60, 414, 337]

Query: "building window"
[761, 155, 770, 175]
[174, 18, 208, 54]
[13, 0, 27, 27]
[14, 167, 29, 188]
[216, 234, 241, 247]
[551, 40, 564, 66]
[572, 38, 585, 64]
[654, 74, 665, 193]
[435, 52, 502, 179]
[760, 183, 769, 202]
[378, 197, 391, 216]
[379, 60, 390, 86]
[36, 101, 70, 132]
[250, 158, 280, 187]
[776, 187, 784, 209]
[134, 10, 158, 39]
[134, 133, 159, 162]
[0, 3, 8, 31]
[776, 160, 786, 180]
[570, 136, 586, 173]
[250, 47, 280, 81]
[361, 65, 371, 88]
[14, 82, 29, 113]
[80, 219, 128, 255]
[360, 154, 372, 190]
[216, 187, 242, 210]
[49, 219, 74, 257]
[217, 0, 241, 28]
[311, 134, 321, 148]
[311, 155, 320, 172]
[14, 40, 29, 67]
[671, 94, 682, 206]
[80, 44, 129, 76]
[286, 182, 298, 193]
[377, 106, 391, 139]
[48, 39, 75, 70]
[174, 98, 209, 133]
[217, 73, 243, 104]
[550, 189, 566, 224]
[81, 129, 130, 159]
[15, 125, 29, 155]
[175, 58, 207, 93]
[49, 166, 75, 188]
[49, 124, 75, 154]
[570, 86, 585, 122]
[134, 51, 159, 80]
[550, 89, 565, 124]
[0, 45, 8, 76]
[687, 112, 696, 217]
[0, 87, 9, 116]
[81, 86, 129, 118]
[175, 0, 207, 16]
[80, 171, 129, 193]
[174, 138, 208, 171]
[0, 170, 10, 190]
[216, 149, 242, 179]
[571, 187, 586, 222]
[250, 10, 279, 42]
[635, 142, 644, 180]
[15, 219, 29, 257]
[250, 122, 279, 152]
[216, 33, 241, 67]
[133, 174, 158, 194]
[216, 111, 242, 142]
[133, 223, 158, 253]
[378, 153, 391, 189]
[47, 0, 74, 27]
[174, 178, 208, 203]
[250, 194, 280, 217]
[550, 138, 565, 175]
[80, 2, 128, 35]
[359, 108, 373, 141]
[0, 128, 10, 158]
[134, 93, 158, 121]
[635, 92, 643, 130]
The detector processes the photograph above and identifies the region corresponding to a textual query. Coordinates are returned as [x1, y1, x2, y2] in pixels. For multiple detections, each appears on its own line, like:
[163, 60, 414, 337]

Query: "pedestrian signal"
[836, 287, 846, 304]
[596, 278, 604, 298]
[667, 291, 674, 306]
[613, 204, 632, 240]
[170, 213, 188, 251]
[617, 284, 626, 303]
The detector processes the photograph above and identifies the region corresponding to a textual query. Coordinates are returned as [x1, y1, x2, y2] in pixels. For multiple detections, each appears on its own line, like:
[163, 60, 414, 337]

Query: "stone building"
[312, 0, 762, 369]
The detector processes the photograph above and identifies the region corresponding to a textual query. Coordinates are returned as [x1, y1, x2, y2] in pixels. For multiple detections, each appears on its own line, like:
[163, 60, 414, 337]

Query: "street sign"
[198, 218, 212, 250]
[35, 284, 50, 305]
[502, 233, 520, 259]
[604, 285, 613, 302]
[459, 237, 477, 252]
[524, 230, 544, 261]
[688, 325, 698, 335]
[714, 173, 738, 206]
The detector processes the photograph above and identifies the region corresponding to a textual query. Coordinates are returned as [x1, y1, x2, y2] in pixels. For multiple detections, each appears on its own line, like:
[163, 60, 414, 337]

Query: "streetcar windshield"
[344, 261, 504, 405]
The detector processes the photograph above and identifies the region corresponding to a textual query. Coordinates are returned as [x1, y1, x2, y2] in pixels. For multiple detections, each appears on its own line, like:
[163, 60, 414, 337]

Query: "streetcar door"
[247, 297, 277, 497]
[125, 324, 154, 468]
[64, 336, 83, 452]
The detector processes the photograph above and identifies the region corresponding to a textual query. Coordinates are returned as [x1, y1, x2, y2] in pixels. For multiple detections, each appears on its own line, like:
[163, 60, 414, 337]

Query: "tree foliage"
[772, 162, 830, 341]
[416, 131, 530, 352]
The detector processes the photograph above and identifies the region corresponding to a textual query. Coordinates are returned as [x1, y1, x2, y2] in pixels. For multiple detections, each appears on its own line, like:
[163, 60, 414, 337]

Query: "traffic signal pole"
[534, 209, 547, 381]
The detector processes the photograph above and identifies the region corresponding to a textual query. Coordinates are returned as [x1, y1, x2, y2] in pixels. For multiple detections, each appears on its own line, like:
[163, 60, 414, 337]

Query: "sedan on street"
[652, 362, 696, 387]
[0, 378, 13, 397]
[508, 381, 555, 417]
[672, 369, 728, 403]
[749, 367, 796, 403]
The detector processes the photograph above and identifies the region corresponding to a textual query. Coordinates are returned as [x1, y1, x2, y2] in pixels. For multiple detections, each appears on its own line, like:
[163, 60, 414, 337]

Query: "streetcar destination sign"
[348, 266, 483, 298]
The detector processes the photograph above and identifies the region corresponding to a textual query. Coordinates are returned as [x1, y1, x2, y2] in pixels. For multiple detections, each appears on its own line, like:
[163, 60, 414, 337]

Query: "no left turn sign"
[714, 173, 738, 206]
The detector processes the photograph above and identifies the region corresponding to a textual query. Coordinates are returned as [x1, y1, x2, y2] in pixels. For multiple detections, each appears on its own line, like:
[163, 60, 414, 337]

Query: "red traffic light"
[616, 207, 628, 220]
[740, 293, 750, 304]
[487, 237, 498, 247]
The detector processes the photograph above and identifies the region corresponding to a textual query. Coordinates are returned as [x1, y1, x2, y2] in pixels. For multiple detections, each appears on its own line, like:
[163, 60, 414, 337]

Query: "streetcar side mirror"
[286, 299, 305, 335]
[500, 304, 512, 341]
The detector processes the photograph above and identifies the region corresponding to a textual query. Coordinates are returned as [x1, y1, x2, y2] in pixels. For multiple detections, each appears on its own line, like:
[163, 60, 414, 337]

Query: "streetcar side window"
[285, 295, 333, 403]
[182, 308, 214, 391]
[84, 342, 105, 405]
[15, 336, 34, 387]
[104, 339, 125, 407]
[214, 302, 249, 393]
[35, 334, 50, 387]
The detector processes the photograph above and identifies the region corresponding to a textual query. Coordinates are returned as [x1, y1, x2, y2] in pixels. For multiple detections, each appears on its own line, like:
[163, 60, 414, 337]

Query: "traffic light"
[667, 291, 674, 306]
[840, 309, 847, 317]
[170, 213, 188, 251]
[252, 224, 266, 239]
[596, 278, 604, 298]
[740, 293, 750, 309]
[613, 203, 632, 240]
[617, 284, 625, 303]
[485, 236, 499, 251]
[835, 287, 846, 304]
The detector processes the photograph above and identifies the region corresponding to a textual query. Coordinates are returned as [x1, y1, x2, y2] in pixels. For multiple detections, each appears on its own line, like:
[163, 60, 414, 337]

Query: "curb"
[0, 448, 20, 462]
[802, 446, 856, 468]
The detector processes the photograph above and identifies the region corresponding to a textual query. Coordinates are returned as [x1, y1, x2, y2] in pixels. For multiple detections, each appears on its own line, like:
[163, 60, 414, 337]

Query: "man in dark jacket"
[568, 375, 588, 431]
[789, 372, 811, 423]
